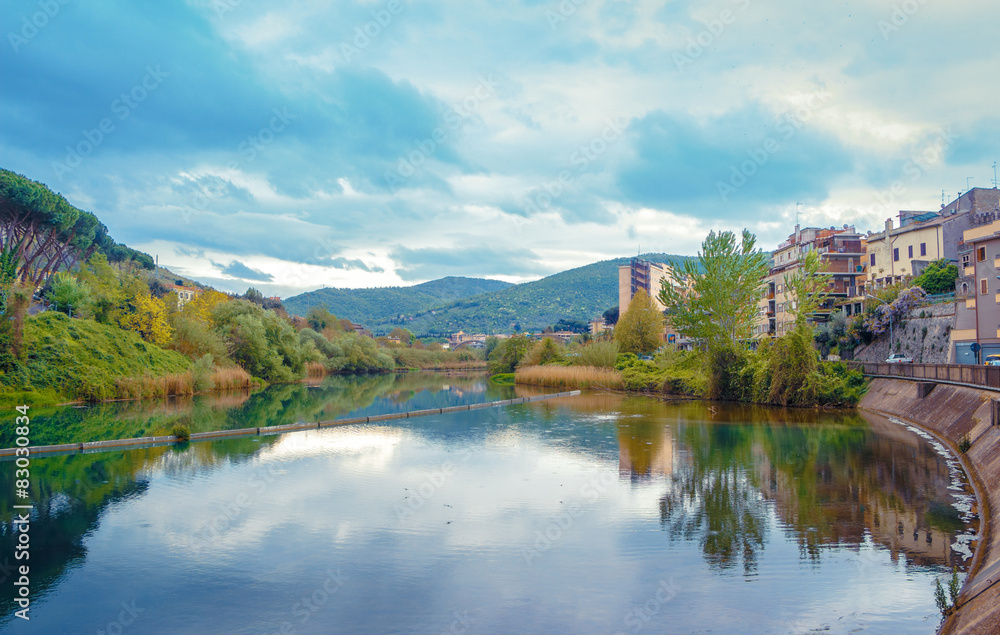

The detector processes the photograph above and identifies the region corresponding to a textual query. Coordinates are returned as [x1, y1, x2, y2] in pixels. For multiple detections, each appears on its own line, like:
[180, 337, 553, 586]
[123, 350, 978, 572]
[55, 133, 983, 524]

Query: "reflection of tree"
[648, 406, 967, 575]
[6, 372, 503, 447]
[659, 425, 769, 575]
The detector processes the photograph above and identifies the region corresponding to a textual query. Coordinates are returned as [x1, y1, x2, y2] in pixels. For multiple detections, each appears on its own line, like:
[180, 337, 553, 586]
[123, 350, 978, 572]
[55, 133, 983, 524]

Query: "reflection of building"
[752, 413, 969, 569]
[618, 424, 673, 481]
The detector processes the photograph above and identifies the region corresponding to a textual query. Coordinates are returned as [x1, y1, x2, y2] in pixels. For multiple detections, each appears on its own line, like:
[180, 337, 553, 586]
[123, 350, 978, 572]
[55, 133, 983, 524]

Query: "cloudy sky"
[3, 0, 998, 297]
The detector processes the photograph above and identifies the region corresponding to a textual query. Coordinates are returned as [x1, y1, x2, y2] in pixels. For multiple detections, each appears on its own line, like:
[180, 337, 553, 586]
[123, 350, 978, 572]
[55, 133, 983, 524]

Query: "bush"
[575, 341, 619, 368]
[521, 337, 565, 366]
[488, 335, 531, 374]
[959, 434, 972, 454]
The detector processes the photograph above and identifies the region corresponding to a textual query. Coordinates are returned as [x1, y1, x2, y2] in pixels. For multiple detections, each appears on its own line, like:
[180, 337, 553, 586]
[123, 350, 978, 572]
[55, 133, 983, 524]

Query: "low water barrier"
[0, 391, 582, 459]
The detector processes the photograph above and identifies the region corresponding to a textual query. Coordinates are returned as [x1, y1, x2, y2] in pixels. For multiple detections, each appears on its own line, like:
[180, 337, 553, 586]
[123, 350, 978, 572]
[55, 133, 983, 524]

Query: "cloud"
[389, 244, 546, 281]
[212, 260, 274, 282]
[615, 101, 855, 216]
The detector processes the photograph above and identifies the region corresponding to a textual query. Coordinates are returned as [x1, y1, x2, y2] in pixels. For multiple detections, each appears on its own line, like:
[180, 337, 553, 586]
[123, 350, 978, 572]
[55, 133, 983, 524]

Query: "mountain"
[283, 254, 691, 336]
[282, 276, 513, 326]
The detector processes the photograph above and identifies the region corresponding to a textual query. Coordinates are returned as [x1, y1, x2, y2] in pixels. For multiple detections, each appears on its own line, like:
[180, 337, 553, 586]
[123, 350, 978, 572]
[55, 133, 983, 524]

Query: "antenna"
[941, 190, 946, 207]
[796, 201, 802, 226]
[993, 162, 998, 189]
[967, 176, 974, 191]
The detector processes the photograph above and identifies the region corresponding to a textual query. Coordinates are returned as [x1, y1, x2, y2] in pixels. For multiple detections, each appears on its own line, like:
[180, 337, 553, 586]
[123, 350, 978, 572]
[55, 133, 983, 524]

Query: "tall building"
[950, 189, 1000, 363]
[617, 257, 689, 346]
[756, 225, 864, 338]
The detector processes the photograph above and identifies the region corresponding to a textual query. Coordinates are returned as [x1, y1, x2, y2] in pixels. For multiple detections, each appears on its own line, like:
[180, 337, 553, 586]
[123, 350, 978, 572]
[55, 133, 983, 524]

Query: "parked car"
[886, 354, 913, 363]
[984, 355, 1000, 366]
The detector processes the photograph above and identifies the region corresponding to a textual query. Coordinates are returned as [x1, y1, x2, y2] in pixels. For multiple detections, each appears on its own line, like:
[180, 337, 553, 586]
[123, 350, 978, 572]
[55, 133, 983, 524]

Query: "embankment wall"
[861, 378, 1000, 635]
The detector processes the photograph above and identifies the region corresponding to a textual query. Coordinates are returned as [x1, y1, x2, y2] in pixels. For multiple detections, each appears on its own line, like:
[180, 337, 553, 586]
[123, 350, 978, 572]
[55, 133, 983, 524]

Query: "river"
[0, 372, 978, 634]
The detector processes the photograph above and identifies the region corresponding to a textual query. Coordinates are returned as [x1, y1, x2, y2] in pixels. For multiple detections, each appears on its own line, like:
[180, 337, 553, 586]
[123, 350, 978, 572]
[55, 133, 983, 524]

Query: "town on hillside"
[613, 187, 1000, 365]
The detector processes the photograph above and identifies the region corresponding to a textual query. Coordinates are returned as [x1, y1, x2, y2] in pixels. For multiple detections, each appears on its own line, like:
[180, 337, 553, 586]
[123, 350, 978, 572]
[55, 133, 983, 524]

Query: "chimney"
[884, 218, 893, 233]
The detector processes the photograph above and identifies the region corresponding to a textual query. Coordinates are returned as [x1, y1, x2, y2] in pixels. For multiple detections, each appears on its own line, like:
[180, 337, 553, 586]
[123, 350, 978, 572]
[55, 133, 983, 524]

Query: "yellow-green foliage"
[575, 340, 619, 368]
[614, 289, 663, 354]
[521, 337, 565, 366]
[515, 365, 624, 390]
[1, 312, 190, 403]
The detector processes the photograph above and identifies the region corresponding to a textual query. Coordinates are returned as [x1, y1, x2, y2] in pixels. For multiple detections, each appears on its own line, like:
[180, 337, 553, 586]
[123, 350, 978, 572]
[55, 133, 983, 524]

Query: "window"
[870, 253, 876, 266]
[908, 245, 913, 258]
[963, 254, 971, 268]
[979, 246, 987, 262]
[920, 243, 926, 256]
[893, 248, 899, 262]
[982, 278, 988, 295]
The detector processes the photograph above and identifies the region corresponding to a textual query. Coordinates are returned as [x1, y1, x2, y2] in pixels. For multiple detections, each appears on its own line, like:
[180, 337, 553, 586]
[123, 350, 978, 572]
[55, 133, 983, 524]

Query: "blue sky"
[2, 0, 998, 297]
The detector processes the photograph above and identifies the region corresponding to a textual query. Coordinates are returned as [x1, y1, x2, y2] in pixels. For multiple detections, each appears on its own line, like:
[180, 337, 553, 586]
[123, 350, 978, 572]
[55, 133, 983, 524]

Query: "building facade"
[755, 225, 864, 338]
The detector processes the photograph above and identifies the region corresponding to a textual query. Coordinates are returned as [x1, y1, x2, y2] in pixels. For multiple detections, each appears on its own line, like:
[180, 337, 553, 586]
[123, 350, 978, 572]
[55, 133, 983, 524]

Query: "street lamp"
[866, 294, 892, 355]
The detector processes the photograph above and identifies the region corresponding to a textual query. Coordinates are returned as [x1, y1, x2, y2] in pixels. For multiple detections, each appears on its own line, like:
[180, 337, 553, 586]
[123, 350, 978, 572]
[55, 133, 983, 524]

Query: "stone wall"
[861, 379, 1000, 635]
[853, 301, 956, 364]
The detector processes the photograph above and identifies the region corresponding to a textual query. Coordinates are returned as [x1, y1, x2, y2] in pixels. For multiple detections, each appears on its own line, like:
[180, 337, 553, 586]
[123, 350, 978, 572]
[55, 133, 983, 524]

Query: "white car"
[885, 354, 913, 363]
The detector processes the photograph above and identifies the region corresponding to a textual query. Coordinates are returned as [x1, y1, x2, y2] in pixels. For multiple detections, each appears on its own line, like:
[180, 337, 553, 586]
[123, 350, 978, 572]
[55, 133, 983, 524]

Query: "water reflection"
[0, 381, 977, 634]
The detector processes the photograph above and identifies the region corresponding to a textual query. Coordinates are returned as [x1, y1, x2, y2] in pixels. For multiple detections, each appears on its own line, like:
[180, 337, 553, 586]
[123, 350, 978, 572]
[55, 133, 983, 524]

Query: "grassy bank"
[0, 313, 255, 406]
[512, 348, 867, 408]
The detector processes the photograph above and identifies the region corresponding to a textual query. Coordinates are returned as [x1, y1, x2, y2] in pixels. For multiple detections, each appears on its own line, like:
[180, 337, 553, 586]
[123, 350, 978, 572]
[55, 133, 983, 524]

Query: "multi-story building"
[617, 257, 689, 346]
[755, 225, 864, 338]
[864, 201, 976, 290]
[950, 194, 1000, 363]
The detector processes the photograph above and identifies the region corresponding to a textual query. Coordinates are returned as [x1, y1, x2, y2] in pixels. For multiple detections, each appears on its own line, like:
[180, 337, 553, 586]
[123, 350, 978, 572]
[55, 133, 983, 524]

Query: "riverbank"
[860, 378, 1000, 635]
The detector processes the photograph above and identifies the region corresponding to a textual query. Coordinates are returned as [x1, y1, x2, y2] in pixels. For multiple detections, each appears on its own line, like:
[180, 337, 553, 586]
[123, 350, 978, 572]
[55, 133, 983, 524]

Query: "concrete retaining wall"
[861, 378, 1000, 634]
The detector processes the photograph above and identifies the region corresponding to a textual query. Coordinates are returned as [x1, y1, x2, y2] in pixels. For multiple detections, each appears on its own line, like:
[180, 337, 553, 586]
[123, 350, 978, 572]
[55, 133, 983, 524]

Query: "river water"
[0, 373, 978, 634]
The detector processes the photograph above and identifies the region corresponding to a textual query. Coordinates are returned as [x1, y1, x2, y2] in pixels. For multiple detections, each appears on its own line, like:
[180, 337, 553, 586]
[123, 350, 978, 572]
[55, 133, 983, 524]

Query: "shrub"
[575, 341, 619, 368]
[521, 337, 565, 366]
[958, 434, 972, 454]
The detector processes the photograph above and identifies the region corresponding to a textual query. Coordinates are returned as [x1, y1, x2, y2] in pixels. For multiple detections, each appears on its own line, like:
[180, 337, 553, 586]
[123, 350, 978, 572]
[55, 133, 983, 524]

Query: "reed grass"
[306, 362, 328, 379]
[113, 366, 253, 400]
[515, 365, 624, 390]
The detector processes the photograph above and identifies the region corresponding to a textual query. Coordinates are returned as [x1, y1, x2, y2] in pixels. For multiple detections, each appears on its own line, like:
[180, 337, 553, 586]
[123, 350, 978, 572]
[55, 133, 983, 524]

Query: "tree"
[487, 334, 531, 374]
[614, 289, 662, 354]
[46, 272, 91, 315]
[783, 250, 831, 325]
[603, 306, 619, 325]
[182, 289, 231, 325]
[389, 327, 416, 346]
[912, 259, 959, 295]
[658, 229, 769, 351]
[116, 292, 173, 345]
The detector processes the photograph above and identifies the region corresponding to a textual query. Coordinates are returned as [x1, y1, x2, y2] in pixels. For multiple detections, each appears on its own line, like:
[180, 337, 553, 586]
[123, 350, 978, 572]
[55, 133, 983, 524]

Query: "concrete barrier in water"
[0, 390, 582, 459]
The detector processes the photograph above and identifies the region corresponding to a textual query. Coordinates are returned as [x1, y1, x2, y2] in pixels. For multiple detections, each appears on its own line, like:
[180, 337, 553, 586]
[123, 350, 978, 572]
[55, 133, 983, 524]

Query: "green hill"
[1, 312, 190, 405]
[283, 276, 513, 326]
[284, 254, 691, 336]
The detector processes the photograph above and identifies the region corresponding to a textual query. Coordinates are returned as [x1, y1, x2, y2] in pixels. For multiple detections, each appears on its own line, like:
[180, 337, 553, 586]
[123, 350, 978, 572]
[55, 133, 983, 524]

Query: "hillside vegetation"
[283, 276, 512, 327]
[1, 312, 191, 403]
[285, 254, 691, 335]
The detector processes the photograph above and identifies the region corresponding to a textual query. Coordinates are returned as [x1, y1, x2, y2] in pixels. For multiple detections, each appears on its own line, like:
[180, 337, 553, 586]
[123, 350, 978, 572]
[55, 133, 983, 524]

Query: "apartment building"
[865, 205, 974, 290]
[617, 257, 689, 345]
[950, 191, 1000, 363]
[755, 225, 864, 338]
